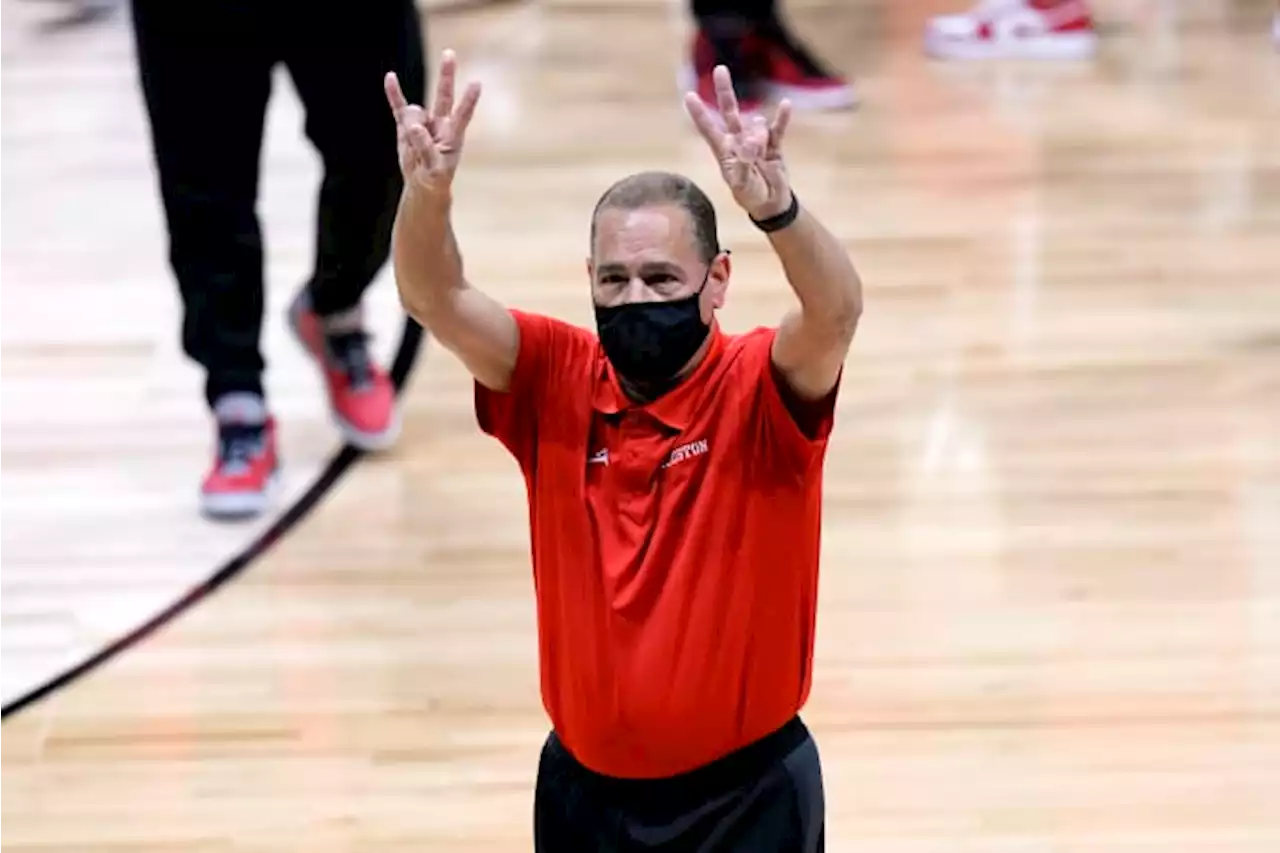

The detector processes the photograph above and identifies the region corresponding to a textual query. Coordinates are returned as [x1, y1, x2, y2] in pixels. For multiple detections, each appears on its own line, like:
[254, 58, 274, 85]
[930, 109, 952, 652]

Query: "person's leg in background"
[130, 0, 280, 519]
[683, 0, 855, 115]
[684, 0, 775, 115]
[924, 0, 1099, 60]
[281, 0, 427, 451]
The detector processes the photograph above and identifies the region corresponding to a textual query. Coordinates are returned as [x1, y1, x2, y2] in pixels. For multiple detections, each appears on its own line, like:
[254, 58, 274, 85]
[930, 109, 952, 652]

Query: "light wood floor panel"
[4, 0, 1280, 850]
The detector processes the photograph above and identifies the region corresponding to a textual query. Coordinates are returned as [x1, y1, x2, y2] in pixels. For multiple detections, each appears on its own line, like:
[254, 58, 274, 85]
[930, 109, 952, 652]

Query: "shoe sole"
[763, 81, 857, 111]
[338, 408, 402, 453]
[286, 291, 403, 453]
[200, 471, 280, 521]
[924, 30, 1098, 60]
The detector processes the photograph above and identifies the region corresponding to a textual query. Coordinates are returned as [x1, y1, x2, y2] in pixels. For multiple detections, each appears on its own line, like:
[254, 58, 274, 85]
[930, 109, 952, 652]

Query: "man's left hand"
[684, 65, 794, 221]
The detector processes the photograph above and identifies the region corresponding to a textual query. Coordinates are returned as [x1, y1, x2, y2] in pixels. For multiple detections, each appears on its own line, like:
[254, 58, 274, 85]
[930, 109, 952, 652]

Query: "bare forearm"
[762, 198, 863, 400]
[389, 188, 519, 391]
[766, 200, 862, 332]
[391, 188, 465, 322]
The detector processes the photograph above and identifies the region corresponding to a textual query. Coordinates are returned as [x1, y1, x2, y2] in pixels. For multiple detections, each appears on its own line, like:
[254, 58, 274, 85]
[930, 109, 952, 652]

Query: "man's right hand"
[386, 49, 518, 393]
[385, 49, 482, 204]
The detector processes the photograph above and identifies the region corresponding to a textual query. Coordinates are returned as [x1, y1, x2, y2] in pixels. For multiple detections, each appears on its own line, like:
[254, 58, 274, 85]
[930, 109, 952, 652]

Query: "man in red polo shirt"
[386, 49, 861, 851]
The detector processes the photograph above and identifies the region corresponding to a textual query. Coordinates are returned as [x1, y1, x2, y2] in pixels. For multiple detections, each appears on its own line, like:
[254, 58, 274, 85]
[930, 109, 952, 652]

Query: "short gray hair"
[590, 171, 721, 263]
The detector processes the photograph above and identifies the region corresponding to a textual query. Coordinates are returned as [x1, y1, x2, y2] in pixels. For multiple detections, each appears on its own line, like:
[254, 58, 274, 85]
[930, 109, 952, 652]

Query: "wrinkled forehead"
[591, 205, 701, 268]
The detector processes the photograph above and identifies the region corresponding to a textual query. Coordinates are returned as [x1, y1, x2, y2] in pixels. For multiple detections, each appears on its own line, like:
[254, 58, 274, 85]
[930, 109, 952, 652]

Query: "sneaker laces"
[217, 422, 265, 477]
[327, 331, 374, 391]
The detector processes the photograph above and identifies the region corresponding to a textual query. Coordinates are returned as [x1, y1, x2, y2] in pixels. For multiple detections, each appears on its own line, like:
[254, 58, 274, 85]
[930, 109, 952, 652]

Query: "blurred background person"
[127, 0, 426, 521]
[682, 0, 857, 115]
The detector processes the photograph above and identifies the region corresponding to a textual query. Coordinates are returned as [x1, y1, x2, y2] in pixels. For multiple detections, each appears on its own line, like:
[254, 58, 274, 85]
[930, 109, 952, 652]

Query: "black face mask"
[593, 268, 712, 399]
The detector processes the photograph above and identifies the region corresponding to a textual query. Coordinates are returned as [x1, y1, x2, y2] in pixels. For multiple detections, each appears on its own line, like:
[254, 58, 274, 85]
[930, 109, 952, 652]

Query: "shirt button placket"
[619, 415, 647, 494]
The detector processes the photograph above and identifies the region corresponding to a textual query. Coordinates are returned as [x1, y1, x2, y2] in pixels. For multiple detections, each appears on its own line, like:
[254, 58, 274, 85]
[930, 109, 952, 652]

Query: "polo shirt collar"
[592, 324, 724, 431]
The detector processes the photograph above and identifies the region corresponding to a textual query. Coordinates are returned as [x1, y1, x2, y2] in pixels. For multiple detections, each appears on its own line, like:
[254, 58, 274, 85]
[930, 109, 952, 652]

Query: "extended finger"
[712, 66, 744, 135]
[385, 72, 410, 122]
[683, 92, 729, 159]
[451, 81, 483, 142]
[432, 49, 457, 118]
[768, 99, 792, 156]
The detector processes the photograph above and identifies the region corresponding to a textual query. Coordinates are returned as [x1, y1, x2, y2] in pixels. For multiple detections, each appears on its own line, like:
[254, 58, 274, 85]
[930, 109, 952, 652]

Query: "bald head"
[590, 171, 720, 264]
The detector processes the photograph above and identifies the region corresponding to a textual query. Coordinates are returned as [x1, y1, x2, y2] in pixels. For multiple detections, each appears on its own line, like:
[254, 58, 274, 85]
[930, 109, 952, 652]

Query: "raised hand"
[684, 66, 794, 221]
[384, 49, 482, 202]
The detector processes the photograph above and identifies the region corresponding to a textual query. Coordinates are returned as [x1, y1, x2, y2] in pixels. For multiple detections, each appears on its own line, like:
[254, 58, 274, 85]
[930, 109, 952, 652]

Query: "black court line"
[0, 317, 427, 722]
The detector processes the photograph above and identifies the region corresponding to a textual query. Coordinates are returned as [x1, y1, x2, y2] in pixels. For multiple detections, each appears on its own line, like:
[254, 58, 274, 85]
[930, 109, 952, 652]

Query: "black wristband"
[749, 193, 800, 233]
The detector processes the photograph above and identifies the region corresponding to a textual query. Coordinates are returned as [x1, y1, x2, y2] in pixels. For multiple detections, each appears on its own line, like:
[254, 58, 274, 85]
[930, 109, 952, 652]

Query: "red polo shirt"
[475, 308, 838, 779]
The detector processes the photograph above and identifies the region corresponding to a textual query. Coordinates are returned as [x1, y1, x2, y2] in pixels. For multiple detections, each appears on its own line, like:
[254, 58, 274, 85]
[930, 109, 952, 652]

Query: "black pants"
[129, 0, 426, 407]
[692, 0, 776, 18]
[535, 717, 825, 852]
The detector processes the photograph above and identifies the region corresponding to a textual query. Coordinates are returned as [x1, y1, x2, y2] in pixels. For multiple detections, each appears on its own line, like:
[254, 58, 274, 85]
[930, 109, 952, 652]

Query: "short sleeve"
[474, 309, 594, 471]
[742, 327, 840, 475]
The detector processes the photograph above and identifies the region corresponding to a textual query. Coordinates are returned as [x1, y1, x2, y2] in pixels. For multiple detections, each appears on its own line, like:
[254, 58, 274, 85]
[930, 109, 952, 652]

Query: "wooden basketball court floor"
[2, 0, 1279, 849]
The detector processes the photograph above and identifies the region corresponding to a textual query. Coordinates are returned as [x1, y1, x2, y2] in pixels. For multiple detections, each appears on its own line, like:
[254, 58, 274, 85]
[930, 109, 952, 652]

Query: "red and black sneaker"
[679, 18, 768, 120]
[200, 395, 279, 520]
[288, 290, 400, 452]
[753, 19, 856, 111]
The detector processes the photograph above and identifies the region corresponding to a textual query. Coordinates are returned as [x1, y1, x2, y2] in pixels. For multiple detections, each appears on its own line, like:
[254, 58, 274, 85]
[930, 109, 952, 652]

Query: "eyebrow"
[595, 261, 686, 279]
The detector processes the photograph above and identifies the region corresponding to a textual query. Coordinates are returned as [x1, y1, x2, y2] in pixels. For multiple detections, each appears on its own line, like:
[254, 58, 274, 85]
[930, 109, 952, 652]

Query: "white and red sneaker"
[200, 394, 279, 520]
[925, 0, 1098, 61]
[754, 21, 857, 111]
[288, 290, 400, 452]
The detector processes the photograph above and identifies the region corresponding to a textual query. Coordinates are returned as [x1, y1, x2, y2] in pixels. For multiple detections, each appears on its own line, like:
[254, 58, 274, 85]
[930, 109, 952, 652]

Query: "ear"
[585, 255, 594, 282]
[704, 251, 731, 318]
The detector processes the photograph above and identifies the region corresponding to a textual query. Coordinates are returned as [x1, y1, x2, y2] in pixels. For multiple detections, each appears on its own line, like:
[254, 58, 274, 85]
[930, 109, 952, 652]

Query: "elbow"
[393, 272, 449, 332]
[827, 291, 862, 342]
[394, 270, 467, 334]
[393, 274, 430, 327]
[398, 296, 430, 330]
[801, 267, 862, 341]
[841, 293, 863, 330]
[799, 301, 859, 357]
[797, 291, 860, 348]
[839, 273, 864, 334]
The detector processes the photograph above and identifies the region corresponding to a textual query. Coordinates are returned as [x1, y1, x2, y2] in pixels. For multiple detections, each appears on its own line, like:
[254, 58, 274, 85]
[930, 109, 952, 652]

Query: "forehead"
[593, 204, 699, 265]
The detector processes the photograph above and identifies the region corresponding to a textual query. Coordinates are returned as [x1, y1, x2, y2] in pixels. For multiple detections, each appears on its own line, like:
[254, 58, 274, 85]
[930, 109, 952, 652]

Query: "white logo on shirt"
[663, 438, 709, 469]
[587, 440, 708, 469]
